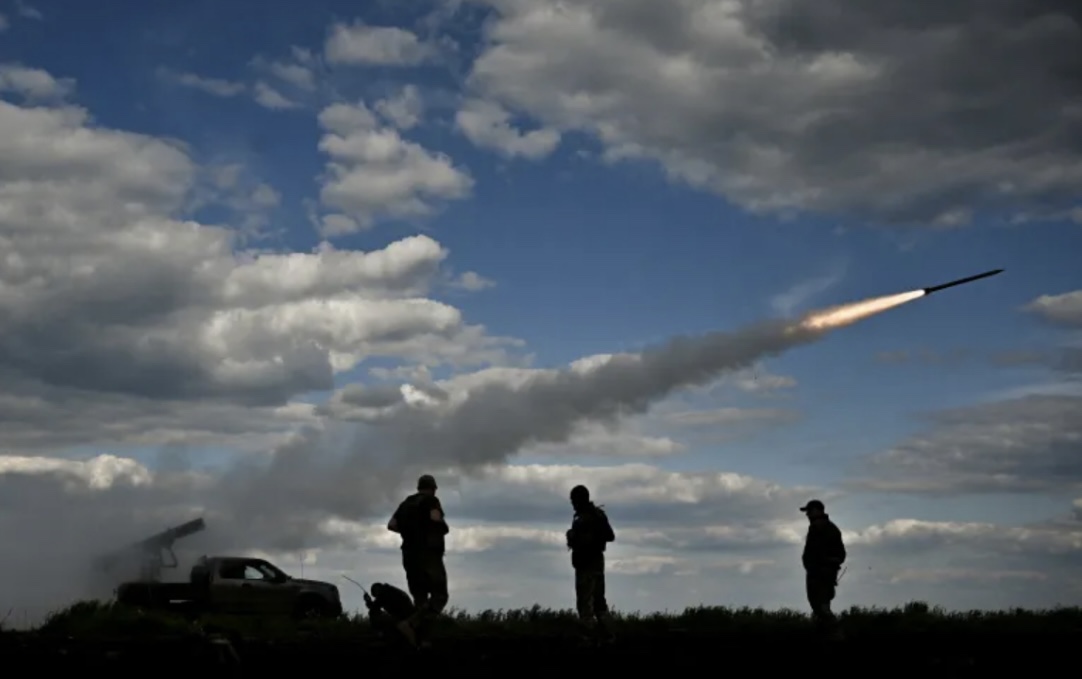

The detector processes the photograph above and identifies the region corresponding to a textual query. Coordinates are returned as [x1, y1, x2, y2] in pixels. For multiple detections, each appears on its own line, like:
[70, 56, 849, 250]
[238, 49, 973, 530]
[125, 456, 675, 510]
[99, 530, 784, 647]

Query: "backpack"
[396, 493, 440, 550]
[571, 504, 615, 552]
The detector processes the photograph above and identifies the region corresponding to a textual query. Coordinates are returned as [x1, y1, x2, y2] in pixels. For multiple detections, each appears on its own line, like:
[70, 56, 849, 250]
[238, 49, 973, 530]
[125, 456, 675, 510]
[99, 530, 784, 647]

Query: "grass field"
[4, 599, 1081, 673]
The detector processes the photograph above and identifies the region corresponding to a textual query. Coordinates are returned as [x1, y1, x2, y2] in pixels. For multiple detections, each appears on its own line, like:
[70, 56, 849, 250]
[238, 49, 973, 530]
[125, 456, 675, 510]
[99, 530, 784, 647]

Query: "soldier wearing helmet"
[566, 484, 616, 643]
[387, 474, 449, 647]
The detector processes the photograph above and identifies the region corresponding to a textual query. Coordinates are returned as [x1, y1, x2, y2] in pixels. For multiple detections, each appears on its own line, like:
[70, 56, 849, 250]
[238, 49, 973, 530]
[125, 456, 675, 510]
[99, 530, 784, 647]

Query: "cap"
[417, 474, 437, 491]
[799, 499, 824, 513]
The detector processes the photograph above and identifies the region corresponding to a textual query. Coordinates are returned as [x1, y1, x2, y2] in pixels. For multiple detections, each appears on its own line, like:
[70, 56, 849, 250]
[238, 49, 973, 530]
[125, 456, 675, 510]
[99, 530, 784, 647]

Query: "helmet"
[417, 474, 438, 491]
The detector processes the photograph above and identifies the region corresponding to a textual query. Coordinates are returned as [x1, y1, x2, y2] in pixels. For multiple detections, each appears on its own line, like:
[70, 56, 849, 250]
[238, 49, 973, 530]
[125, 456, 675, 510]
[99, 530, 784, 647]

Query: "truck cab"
[118, 555, 343, 619]
[196, 556, 342, 618]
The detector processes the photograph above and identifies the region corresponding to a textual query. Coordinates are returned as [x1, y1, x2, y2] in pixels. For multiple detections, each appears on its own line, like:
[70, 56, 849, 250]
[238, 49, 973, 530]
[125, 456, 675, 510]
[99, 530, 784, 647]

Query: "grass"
[5, 600, 1082, 671]
[19, 598, 1082, 642]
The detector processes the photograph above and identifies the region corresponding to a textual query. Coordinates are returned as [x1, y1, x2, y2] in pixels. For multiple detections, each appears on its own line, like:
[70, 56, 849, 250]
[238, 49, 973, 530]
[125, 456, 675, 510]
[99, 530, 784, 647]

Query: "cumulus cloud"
[324, 21, 436, 66]
[1024, 289, 1082, 327]
[375, 84, 424, 129]
[0, 67, 519, 408]
[315, 100, 474, 235]
[850, 394, 1082, 494]
[261, 48, 318, 91]
[461, 0, 1082, 225]
[0, 63, 74, 101]
[448, 270, 496, 291]
[253, 81, 300, 110]
[455, 98, 561, 160]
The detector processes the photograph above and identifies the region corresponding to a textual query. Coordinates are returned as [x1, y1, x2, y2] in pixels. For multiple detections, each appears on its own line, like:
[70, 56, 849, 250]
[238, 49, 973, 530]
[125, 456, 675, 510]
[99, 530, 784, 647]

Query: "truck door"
[211, 559, 259, 614]
[249, 560, 299, 615]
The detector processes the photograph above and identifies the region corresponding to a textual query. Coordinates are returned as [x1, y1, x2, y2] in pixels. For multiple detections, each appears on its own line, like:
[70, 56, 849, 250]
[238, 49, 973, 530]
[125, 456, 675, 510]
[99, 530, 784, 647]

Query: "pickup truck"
[115, 555, 343, 619]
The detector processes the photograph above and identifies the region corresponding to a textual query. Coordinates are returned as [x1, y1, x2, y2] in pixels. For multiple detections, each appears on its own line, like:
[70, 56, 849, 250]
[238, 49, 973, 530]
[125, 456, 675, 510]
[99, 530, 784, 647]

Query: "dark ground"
[8, 600, 1080, 675]
[3, 628, 1078, 675]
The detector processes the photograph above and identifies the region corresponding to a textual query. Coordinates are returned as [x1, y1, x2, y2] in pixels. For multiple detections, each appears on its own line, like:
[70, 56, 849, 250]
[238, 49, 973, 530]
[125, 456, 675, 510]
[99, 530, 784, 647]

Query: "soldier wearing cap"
[800, 499, 846, 638]
[387, 474, 449, 647]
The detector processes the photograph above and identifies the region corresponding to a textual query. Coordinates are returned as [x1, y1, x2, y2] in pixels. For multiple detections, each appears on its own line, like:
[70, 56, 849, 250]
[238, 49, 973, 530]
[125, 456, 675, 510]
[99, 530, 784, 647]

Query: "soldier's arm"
[812, 524, 843, 566]
[600, 512, 615, 542]
[387, 504, 402, 533]
[429, 497, 449, 534]
[832, 525, 847, 564]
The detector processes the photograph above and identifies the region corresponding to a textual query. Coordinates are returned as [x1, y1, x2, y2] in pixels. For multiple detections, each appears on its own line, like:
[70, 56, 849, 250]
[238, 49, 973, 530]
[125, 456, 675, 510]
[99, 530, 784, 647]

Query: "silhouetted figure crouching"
[566, 484, 616, 643]
[364, 582, 419, 646]
[388, 474, 449, 648]
[800, 499, 846, 640]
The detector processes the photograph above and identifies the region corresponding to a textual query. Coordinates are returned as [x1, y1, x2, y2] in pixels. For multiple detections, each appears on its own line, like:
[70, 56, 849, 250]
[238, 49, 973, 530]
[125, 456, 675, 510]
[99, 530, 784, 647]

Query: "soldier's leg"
[806, 573, 837, 634]
[403, 552, 430, 610]
[399, 552, 429, 647]
[414, 556, 448, 645]
[592, 569, 607, 614]
[425, 556, 449, 615]
[592, 570, 614, 640]
[575, 568, 595, 623]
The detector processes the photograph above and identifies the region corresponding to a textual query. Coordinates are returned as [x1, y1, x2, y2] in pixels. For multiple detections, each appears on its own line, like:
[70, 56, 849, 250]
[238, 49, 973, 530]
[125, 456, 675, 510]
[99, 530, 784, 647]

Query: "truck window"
[218, 562, 245, 579]
[242, 565, 271, 580]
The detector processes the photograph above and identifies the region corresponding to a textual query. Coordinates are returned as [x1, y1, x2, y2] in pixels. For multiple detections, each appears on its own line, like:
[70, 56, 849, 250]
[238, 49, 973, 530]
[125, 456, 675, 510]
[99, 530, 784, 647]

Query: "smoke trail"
[363, 288, 928, 475]
[223, 284, 931, 535]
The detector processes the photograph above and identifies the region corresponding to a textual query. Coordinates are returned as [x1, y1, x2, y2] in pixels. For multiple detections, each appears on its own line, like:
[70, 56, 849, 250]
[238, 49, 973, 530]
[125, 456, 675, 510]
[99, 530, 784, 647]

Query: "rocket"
[922, 269, 1003, 295]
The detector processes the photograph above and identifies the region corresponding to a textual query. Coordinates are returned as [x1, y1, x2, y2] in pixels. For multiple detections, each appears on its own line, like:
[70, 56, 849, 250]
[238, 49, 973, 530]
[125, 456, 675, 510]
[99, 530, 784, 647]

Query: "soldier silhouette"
[566, 484, 616, 643]
[800, 499, 846, 639]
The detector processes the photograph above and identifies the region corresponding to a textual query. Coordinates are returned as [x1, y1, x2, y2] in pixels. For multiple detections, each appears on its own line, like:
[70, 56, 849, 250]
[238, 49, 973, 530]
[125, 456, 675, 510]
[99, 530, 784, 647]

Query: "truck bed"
[116, 581, 203, 606]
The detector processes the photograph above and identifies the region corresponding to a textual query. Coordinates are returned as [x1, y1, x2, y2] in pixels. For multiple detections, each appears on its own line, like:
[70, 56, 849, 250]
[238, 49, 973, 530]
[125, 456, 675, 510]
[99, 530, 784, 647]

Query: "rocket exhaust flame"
[795, 289, 926, 332]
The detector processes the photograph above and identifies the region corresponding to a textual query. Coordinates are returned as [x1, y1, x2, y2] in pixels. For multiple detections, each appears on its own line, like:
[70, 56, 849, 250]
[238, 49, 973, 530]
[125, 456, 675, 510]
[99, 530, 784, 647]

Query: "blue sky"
[1, 0, 1081, 620]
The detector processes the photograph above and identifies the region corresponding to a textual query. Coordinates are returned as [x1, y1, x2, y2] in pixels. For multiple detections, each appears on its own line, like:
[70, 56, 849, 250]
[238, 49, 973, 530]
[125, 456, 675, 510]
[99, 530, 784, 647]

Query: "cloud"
[455, 98, 561, 160]
[324, 21, 436, 66]
[162, 69, 246, 98]
[448, 271, 496, 291]
[698, 366, 797, 395]
[519, 422, 687, 459]
[0, 63, 74, 100]
[253, 81, 300, 110]
[463, 0, 1082, 225]
[375, 85, 424, 130]
[314, 101, 474, 235]
[1024, 289, 1082, 327]
[0, 66, 518, 409]
[663, 407, 801, 428]
[190, 162, 284, 237]
[0, 67, 531, 604]
[850, 394, 1082, 494]
[267, 57, 317, 91]
[0, 14, 7, 31]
